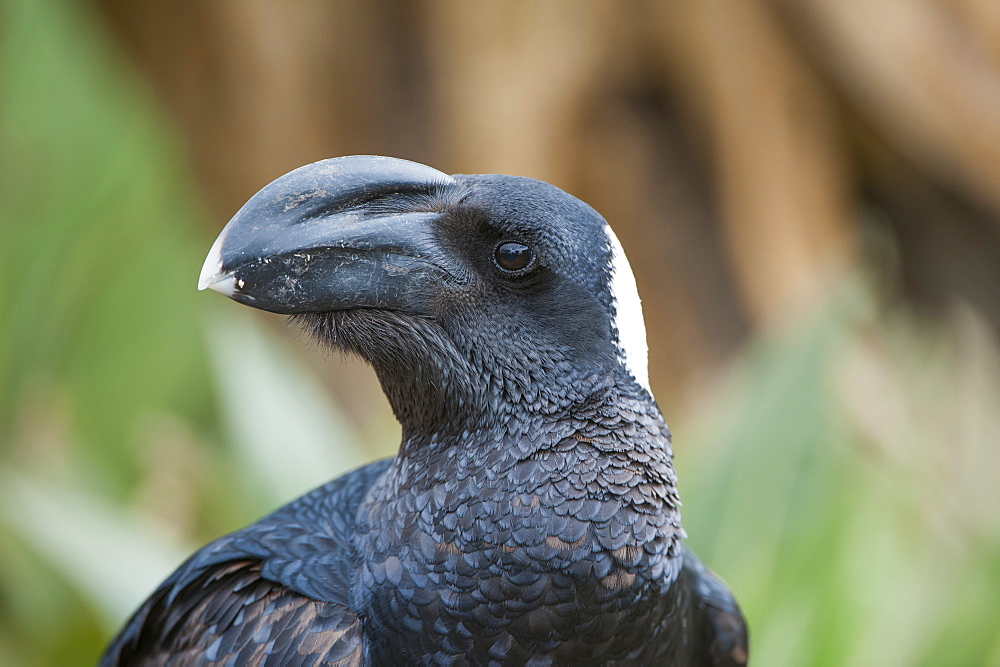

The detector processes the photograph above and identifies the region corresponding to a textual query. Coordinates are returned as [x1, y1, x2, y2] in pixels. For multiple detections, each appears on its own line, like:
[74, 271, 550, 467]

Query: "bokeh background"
[3, 0, 1000, 664]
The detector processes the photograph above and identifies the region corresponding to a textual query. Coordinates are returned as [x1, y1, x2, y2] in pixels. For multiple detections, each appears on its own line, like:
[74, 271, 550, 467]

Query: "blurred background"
[2, 0, 1000, 664]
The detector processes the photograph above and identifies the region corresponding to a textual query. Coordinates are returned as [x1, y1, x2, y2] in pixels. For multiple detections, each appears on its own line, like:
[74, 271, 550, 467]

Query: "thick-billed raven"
[103, 156, 747, 665]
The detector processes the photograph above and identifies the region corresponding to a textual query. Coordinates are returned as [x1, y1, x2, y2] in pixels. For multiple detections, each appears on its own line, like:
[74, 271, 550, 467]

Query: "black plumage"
[103, 156, 747, 665]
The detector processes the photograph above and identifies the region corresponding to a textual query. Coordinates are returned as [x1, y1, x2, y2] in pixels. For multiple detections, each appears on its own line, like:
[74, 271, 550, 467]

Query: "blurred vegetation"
[2, 0, 999, 665]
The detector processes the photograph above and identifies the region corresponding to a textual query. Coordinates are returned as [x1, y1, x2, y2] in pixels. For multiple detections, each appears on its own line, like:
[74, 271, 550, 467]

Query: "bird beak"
[197, 156, 458, 315]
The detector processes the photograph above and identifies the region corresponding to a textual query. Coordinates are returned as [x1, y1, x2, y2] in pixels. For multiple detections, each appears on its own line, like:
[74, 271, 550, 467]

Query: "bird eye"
[494, 242, 534, 273]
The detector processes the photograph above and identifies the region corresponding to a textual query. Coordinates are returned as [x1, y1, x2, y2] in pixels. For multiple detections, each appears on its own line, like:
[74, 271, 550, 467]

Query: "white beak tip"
[197, 272, 215, 291]
[199, 272, 238, 296]
[198, 227, 229, 292]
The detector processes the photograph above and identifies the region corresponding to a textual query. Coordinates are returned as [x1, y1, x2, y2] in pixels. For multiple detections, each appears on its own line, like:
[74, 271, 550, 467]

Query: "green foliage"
[0, 0, 210, 493]
[0, 1, 365, 662]
[1, 1, 998, 665]
[678, 295, 1000, 665]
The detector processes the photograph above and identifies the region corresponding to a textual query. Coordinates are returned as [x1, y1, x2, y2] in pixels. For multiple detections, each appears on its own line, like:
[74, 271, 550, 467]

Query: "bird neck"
[387, 380, 678, 509]
[388, 366, 637, 452]
[373, 329, 645, 446]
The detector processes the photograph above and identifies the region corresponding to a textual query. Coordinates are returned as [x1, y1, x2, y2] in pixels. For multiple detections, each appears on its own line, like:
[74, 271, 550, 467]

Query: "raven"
[103, 156, 747, 665]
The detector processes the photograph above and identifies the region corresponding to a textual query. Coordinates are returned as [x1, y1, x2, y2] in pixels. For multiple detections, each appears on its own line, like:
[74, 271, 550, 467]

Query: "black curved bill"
[198, 155, 459, 315]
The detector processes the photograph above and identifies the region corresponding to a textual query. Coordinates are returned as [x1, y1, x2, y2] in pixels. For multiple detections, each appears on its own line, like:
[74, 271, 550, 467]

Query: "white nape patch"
[606, 226, 651, 393]
[198, 226, 230, 291]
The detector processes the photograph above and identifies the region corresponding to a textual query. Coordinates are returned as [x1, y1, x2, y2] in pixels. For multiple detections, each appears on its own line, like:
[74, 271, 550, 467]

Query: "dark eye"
[494, 242, 535, 273]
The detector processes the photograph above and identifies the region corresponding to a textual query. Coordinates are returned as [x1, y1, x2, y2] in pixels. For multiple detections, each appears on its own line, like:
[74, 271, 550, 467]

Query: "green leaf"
[204, 304, 371, 505]
[0, 469, 191, 628]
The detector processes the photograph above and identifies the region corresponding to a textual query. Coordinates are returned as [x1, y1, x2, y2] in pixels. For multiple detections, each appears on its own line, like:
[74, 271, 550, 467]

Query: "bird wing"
[101, 459, 392, 666]
[100, 559, 364, 666]
[678, 545, 749, 666]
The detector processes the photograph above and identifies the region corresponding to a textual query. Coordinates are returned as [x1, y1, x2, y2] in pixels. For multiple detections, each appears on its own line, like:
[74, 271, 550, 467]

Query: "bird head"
[199, 156, 650, 436]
